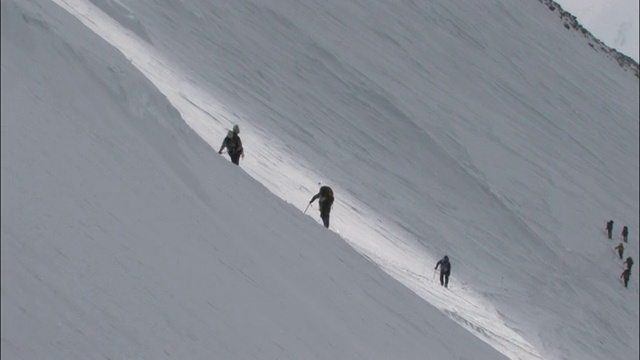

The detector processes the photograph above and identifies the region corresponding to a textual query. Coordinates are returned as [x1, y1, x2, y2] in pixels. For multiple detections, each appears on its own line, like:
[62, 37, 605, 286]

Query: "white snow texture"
[1, 0, 638, 359]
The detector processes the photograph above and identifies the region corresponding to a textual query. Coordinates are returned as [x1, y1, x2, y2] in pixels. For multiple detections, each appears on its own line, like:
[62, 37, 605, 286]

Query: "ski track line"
[51, 1, 542, 359]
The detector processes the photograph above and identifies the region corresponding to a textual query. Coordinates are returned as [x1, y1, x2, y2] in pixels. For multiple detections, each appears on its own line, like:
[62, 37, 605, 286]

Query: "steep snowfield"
[1, 1, 507, 359]
[2, 0, 638, 359]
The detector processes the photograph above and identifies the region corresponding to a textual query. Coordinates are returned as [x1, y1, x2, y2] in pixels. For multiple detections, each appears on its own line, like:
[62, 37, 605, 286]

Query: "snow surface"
[2, 0, 638, 359]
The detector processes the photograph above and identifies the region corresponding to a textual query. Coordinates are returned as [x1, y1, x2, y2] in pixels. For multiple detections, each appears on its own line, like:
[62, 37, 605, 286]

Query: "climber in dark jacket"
[435, 255, 451, 288]
[309, 185, 334, 228]
[606, 220, 614, 239]
[615, 243, 625, 260]
[624, 256, 634, 271]
[620, 268, 631, 288]
[218, 124, 244, 166]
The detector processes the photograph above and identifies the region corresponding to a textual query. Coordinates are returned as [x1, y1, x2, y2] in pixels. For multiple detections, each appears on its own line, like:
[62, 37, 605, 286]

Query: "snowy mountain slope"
[55, 0, 639, 359]
[1, 1, 508, 359]
[2, 0, 638, 359]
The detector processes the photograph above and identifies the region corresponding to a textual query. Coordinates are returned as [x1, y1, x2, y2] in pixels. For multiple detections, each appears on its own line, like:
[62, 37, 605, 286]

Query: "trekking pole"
[303, 203, 311, 214]
[432, 268, 437, 280]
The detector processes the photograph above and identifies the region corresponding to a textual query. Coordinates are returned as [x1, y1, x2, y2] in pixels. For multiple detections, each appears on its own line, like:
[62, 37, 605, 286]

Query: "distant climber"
[621, 226, 628, 243]
[435, 255, 451, 288]
[218, 124, 244, 166]
[620, 268, 631, 288]
[624, 257, 634, 271]
[606, 220, 614, 239]
[309, 185, 334, 228]
[615, 243, 625, 260]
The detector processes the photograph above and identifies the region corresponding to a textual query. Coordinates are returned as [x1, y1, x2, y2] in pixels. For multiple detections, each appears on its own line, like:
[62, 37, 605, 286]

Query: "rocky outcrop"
[540, 0, 639, 78]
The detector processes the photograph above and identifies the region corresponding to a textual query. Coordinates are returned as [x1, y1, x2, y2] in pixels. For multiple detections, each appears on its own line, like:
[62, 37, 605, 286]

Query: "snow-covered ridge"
[3, 0, 638, 359]
[539, 0, 639, 77]
[88, 0, 152, 44]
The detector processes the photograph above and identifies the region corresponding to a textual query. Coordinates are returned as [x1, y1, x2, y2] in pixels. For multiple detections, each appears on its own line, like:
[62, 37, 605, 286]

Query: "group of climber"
[218, 126, 638, 293]
[218, 125, 336, 230]
[606, 220, 634, 288]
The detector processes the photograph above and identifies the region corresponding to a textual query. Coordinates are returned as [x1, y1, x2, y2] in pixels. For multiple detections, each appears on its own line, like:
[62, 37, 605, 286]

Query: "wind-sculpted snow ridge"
[538, 0, 639, 77]
[88, 0, 152, 44]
